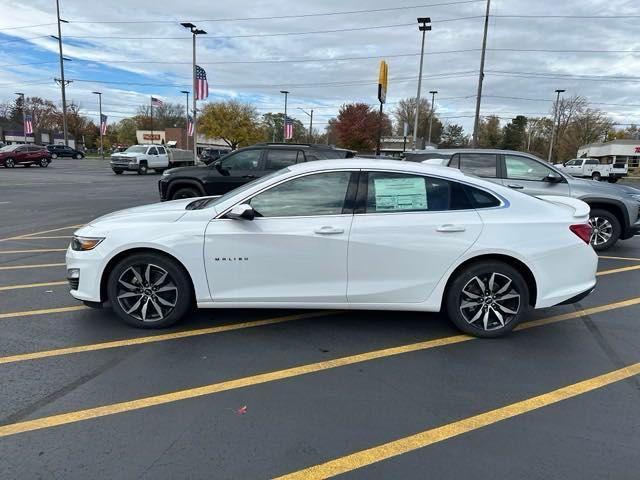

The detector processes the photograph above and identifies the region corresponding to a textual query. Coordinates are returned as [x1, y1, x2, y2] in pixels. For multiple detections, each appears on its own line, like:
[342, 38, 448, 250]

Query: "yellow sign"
[378, 60, 388, 104]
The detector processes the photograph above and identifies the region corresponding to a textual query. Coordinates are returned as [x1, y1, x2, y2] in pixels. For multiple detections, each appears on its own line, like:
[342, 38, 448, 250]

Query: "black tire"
[589, 208, 620, 251]
[607, 177, 619, 183]
[39, 158, 49, 167]
[75, 153, 83, 159]
[5, 158, 15, 168]
[137, 162, 148, 175]
[171, 187, 200, 200]
[592, 172, 601, 181]
[107, 252, 192, 328]
[113, 169, 123, 175]
[445, 261, 529, 338]
[51, 153, 58, 159]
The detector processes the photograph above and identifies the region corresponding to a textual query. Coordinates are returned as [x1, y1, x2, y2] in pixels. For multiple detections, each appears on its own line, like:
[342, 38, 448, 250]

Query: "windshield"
[125, 146, 148, 154]
[0, 145, 18, 152]
[190, 169, 289, 210]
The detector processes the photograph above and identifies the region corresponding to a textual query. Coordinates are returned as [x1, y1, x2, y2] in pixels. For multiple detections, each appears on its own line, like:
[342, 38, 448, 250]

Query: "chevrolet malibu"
[66, 160, 597, 338]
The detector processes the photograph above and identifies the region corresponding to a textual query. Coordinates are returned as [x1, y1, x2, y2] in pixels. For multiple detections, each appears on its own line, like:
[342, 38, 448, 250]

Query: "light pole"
[472, 0, 491, 147]
[14, 92, 26, 144]
[413, 17, 431, 150]
[548, 89, 566, 162]
[280, 90, 289, 143]
[180, 89, 190, 150]
[92, 91, 103, 159]
[428, 90, 438, 145]
[53, 0, 69, 146]
[181, 22, 207, 162]
[297, 107, 314, 143]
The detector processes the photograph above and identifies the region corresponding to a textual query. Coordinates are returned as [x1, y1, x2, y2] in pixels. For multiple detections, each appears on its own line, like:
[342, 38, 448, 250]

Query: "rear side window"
[464, 185, 501, 208]
[586, 159, 599, 165]
[459, 153, 497, 178]
[265, 149, 300, 170]
[157, 147, 166, 155]
[364, 172, 471, 213]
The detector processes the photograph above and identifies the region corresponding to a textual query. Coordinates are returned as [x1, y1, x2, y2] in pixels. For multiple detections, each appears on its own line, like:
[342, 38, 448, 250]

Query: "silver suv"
[405, 149, 640, 250]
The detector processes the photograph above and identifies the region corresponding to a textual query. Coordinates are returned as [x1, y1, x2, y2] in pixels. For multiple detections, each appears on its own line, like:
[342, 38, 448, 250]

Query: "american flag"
[100, 114, 108, 136]
[24, 114, 33, 135]
[151, 96, 163, 107]
[195, 65, 209, 100]
[285, 118, 294, 140]
[187, 115, 194, 137]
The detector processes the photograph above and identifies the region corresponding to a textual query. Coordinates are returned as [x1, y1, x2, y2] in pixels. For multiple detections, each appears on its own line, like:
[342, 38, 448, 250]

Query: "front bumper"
[110, 161, 139, 171]
[66, 246, 105, 303]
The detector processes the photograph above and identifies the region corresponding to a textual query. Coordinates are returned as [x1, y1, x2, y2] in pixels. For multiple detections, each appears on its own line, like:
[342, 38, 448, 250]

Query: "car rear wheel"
[172, 187, 200, 200]
[51, 153, 58, 159]
[592, 172, 601, 181]
[589, 209, 620, 251]
[39, 158, 49, 167]
[107, 253, 192, 328]
[446, 261, 529, 338]
[5, 158, 15, 168]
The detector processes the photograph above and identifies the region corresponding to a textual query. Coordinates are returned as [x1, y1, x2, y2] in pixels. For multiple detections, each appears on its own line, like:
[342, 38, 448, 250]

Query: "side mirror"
[544, 173, 563, 183]
[226, 204, 255, 220]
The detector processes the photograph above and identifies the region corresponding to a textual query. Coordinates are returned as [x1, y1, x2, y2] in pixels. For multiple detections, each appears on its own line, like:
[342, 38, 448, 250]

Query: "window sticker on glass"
[374, 177, 427, 211]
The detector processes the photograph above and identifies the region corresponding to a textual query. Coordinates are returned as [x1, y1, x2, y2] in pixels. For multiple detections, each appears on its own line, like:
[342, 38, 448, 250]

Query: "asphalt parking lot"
[1, 158, 639, 479]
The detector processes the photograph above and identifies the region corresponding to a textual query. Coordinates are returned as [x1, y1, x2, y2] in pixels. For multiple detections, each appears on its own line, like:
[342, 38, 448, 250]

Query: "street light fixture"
[548, 89, 566, 162]
[413, 17, 431, 150]
[92, 91, 103, 159]
[14, 92, 26, 144]
[428, 90, 438, 146]
[280, 90, 290, 143]
[180, 90, 190, 150]
[181, 22, 207, 162]
[297, 107, 314, 143]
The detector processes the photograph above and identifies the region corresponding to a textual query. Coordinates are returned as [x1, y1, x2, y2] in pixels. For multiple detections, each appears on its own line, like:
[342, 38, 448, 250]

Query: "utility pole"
[180, 90, 190, 150]
[548, 89, 566, 162]
[413, 18, 431, 150]
[92, 91, 103, 159]
[54, 0, 69, 146]
[181, 23, 207, 162]
[472, 0, 491, 147]
[298, 107, 314, 143]
[14, 92, 25, 144]
[280, 90, 289, 143]
[428, 90, 438, 145]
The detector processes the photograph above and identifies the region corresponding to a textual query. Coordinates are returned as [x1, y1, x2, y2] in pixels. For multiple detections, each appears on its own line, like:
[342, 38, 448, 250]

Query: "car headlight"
[71, 236, 105, 251]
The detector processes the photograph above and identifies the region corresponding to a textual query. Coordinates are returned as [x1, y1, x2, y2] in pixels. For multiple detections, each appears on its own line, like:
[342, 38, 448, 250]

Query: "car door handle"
[314, 226, 344, 235]
[436, 224, 466, 233]
[507, 184, 524, 189]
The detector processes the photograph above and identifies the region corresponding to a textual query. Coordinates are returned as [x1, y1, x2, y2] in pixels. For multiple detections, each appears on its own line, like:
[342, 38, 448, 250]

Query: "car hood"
[568, 176, 635, 196]
[87, 198, 198, 228]
[111, 152, 141, 158]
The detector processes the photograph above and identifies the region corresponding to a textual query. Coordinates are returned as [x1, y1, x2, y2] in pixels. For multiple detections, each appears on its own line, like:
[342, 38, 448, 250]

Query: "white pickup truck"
[110, 144, 196, 175]
[555, 158, 628, 183]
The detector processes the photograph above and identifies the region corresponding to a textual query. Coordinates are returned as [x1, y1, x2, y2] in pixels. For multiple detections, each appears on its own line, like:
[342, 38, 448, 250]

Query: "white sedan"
[66, 159, 597, 338]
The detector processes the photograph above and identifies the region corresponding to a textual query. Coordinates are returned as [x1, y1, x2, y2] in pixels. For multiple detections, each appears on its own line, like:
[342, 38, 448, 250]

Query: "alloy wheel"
[459, 272, 521, 331]
[5, 158, 15, 168]
[589, 216, 613, 246]
[116, 263, 178, 322]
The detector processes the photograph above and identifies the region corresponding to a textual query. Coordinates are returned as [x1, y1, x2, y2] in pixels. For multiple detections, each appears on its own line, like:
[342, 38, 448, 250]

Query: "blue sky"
[0, 0, 639, 133]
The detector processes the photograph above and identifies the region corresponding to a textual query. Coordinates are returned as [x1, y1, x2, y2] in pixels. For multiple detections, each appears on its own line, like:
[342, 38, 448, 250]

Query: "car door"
[14, 145, 29, 164]
[501, 154, 570, 196]
[146, 146, 159, 167]
[26, 146, 41, 163]
[347, 171, 483, 304]
[204, 170, 356, 303]
[207, 149, 265, 194]
[156, 146, 168, 167]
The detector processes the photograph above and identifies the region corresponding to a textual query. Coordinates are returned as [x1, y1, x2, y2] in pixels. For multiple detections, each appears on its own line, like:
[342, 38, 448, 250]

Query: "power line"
[0, 23, 58, 32]
[66, 0, 485, 24]
[492, 14, 640, 19]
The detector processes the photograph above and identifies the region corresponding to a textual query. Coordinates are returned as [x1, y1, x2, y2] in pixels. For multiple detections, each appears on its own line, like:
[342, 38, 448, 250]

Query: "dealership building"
[577, 139, 640, 168]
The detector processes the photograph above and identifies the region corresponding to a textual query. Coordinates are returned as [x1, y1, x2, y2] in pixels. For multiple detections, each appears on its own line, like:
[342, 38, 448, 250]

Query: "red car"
[0, 144, 52, 168]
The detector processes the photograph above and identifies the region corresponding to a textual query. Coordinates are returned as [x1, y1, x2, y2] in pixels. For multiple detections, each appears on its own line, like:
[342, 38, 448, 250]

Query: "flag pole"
[192, 35, 198, 163]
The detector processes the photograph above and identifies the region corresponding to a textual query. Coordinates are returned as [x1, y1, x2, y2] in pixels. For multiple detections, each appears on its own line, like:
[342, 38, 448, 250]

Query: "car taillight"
[570, 224, 592, 244]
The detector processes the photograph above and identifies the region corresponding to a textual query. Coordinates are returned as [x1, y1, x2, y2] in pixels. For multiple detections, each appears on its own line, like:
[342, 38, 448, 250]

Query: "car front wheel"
[5, 158, 15, 168]
[107, 253, 192, 328]
[39, 158, 49, 167]
[446, 261, 529, 338]
[75, 153, 83, 159]
[137, 162, 148, 175]
[589, 209, 620, 251]
[51, 153, 58, 159]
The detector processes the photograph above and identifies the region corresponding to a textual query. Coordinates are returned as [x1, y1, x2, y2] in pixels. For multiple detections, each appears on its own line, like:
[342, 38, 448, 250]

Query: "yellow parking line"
[0, 225, 81, 242]
[0, 281, 67, 292]
[0, 311, 337, 365]
[275, 362, 640, 480]
[0, 248, 66, 254]
[0, 263, 65, 271]
[0, 297, 638, 438]
[12, 235, 71, 240]
[599, 255, 640, 262]
[597, 265, 640, 276]
[0, 305, 87, 320]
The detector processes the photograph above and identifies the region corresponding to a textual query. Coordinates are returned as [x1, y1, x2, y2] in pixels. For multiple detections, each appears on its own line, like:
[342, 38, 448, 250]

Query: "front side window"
[222, 149, 262, 171]
[459, 154, 497, 178]
[505, 155, 555, 181]
[265, 149, 300, 170]
[148, 147, 158, 155]
[250, 171, 352, 217]
[365, 172, 471, 213]
[157, 147, 166, 155]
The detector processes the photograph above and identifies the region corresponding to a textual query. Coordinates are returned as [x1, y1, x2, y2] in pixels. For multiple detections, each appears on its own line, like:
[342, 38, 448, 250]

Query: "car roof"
[408, 148, 541, 157]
